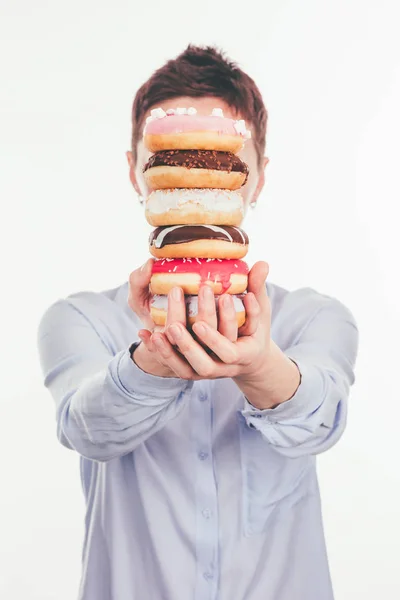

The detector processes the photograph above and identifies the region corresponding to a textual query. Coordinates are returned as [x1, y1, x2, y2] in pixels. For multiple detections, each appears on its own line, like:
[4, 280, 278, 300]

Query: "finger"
[238, 292, 261, 337]
[247, 261, 269, 315]
[192, 321, 240, 366]
[217, 294, 238, 342]
[151, 332, 197, 379]
[166, 287, 187, 328]
[166, 323, 217, 378]
[128, 258, 155, 329]
[197, 285, 218, 329]
[138, 329, 153, 350]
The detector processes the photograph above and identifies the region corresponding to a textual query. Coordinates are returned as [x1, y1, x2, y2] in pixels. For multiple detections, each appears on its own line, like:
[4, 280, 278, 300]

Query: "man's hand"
[136, 261, 301, 407]
[128, 259, 181, 378]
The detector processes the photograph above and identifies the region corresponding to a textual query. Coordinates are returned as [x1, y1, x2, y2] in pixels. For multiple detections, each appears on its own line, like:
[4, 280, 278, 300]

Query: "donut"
[150, 258, 249, 295]
[143, 150, 248, 191]
[149, 225, 249, 259]
[150, 294, 246, 328]
[143, 107, 251, 154]
[145, 189, 244, 227]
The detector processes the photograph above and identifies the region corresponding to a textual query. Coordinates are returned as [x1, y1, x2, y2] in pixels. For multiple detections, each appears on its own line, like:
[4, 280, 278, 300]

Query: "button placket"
[191, 383, 219, 600]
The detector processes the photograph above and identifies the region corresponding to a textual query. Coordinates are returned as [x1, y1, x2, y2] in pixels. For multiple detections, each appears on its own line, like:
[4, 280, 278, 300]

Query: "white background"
[1, 0, 399, 598]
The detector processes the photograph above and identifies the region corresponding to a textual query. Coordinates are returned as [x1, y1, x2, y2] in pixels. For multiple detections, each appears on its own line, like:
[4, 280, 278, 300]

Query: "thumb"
[128, 258, 155, 328]
[247, 261, 269, 313]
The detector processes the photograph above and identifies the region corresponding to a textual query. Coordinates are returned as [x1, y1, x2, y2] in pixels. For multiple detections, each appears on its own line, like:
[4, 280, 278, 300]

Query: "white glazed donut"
[145, 189, 244, 227]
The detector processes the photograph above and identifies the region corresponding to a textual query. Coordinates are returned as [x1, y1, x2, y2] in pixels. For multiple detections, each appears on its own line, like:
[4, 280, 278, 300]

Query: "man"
[37, 45, 358, 600]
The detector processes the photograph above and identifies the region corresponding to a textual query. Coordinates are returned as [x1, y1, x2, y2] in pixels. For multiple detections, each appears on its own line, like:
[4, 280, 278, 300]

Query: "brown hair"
[130, 45, 267, 167]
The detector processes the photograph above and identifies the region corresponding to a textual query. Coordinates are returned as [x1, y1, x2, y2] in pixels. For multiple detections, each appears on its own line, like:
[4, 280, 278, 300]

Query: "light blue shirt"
[37, 279, 358, 600]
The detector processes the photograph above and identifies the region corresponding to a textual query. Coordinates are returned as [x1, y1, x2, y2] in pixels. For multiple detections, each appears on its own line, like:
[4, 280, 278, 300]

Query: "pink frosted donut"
[143, 107, 251, 153]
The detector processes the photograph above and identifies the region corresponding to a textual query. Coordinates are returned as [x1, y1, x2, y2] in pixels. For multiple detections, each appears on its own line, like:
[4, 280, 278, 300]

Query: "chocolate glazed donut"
[149, 224, 249, 259]
[143, 150, 249, 191]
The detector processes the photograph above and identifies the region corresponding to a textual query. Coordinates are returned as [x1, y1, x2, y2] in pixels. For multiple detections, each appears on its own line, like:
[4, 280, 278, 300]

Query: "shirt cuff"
[116, 345, 192, 399]
[241, 357, 325, 425]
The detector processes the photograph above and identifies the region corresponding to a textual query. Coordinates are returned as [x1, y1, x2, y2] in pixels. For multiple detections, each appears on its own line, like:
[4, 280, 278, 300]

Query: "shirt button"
[202, 508, 211, 519]
[203, 572, 214, 581]
[198, 451, 208, 461]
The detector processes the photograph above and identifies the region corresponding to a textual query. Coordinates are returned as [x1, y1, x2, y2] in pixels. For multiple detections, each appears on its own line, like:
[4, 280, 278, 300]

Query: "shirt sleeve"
[241, 297, 359, 457]
[37, 299, 193, 462]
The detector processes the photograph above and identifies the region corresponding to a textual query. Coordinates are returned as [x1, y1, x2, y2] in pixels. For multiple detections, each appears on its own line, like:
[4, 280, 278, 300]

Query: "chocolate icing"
[143, 150, 249, 182]
[149, 225, 249, 248]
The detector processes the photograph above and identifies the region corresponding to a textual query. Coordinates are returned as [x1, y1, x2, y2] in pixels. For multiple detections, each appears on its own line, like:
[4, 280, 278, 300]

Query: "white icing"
[176, 107, 187, 115]
[150, 107, 167, 119]
[151, 294, 245, 316]
[233, 227, 246, 244]
[211, 108, 224, 117]
[146, 189, 244, 215]
[152, 225, 183, 248]
[187, 107, 197, 116]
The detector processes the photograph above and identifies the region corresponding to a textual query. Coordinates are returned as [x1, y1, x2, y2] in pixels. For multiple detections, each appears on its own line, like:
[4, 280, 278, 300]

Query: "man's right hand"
[128, 259, 191, 378]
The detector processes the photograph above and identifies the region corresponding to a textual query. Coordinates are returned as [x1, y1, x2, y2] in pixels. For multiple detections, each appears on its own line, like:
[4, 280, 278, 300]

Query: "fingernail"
[169, 324, 182, 340]
[194, 322, 206, 336]
[153, 336, 164, 350]
[172, 287, 182, 301]
[202, 285, 213, 299]
[222, 294, 234, 311]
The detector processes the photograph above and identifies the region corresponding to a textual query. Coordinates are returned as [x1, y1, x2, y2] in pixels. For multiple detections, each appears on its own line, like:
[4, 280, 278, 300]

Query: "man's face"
[127, 96, 267, 216]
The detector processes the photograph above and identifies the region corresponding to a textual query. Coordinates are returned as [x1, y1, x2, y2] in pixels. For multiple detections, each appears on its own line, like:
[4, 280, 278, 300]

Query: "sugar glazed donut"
[143, 107, 251, 154]
[150, 258, 249, 296]
[149, 225, 249, 259]
[150, 294, 246, 328]
[143, 150, 249, 191]
[145, 189, 244, 227]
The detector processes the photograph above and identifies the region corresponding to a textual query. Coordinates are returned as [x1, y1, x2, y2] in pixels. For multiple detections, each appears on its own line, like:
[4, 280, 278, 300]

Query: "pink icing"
[145, 114, 241, 137]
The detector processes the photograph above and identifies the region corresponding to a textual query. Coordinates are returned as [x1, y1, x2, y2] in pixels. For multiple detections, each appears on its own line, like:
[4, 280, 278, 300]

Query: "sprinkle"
[187, 107, 197, 116]
[161, 260, 165, 265]
[234, 263, 238, 268]
[217, 258, 222, 262]
[207, 272, 211, 279]
[183, 258, 186, 263]
[206, 258, 212, 262]
[168, 269, 171, 273]
[211, 108, 224, 117]
[176, 107, 187, 115]
[186, 258, 192, 262]
[195, 258, 201, 264]
[173, 266, 178, 272]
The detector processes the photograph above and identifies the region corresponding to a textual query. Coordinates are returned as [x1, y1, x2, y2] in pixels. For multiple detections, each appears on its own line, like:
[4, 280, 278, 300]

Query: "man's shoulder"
[37, 281, 132, 335]
[267, 279, 357, 346]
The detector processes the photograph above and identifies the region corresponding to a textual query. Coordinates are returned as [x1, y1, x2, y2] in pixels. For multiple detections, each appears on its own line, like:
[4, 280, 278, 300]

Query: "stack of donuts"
[142, 106, 251, 327]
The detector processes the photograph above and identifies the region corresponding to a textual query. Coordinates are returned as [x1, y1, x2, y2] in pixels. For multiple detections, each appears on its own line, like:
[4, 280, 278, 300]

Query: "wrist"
[235, 342, 301, 410]
[131, 342, 175, 378]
